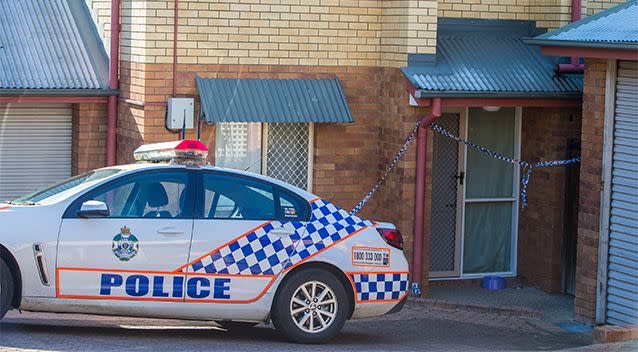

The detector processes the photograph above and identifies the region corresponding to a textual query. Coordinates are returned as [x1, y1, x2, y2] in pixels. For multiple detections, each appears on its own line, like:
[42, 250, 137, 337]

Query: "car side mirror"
[77, 200, 110, 218]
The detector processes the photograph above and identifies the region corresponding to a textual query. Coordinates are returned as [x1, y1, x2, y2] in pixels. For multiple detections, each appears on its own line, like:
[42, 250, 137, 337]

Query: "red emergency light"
[133, 140, 209, 163]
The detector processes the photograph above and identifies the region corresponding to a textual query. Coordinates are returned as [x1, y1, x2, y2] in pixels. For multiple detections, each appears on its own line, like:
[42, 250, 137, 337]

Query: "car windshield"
[9, 168, 123, 204]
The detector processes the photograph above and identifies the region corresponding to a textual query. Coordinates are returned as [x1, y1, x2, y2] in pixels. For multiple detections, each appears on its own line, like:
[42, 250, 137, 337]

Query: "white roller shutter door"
[0, 104, 72, 201]
[606, 60, 638, 325]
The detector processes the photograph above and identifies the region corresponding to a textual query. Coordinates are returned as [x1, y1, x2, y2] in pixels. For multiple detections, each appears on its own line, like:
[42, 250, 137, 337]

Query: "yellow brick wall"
[84, 0, 111, 48]
[85, 0, 626, 67]
[437, 0, 625, 30]
[585, 0, 626, 15]
[85, 0, 438, 68]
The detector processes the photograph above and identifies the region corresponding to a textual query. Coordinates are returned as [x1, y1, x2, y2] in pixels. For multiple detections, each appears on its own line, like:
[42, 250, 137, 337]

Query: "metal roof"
[0, 0, 110, 92]
[402, 18, 583, 98]
[529, 0, 638, 49]
[196, 77, 353, 123]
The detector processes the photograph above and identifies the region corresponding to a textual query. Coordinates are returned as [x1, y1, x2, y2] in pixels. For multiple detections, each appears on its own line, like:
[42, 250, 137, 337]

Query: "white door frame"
[431, 106, 521, 280]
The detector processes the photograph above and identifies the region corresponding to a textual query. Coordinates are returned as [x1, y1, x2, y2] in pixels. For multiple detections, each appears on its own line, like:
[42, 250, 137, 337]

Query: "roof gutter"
[0, 89, 119, 96]
[413, 90, 582, 99]
[524, 38, 638, 51]
[0, 96, 108, 104]
[106, 0, 121, 166]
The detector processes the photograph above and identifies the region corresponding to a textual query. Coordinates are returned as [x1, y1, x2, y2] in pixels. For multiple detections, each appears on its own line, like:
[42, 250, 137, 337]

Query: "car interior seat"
[142, 182, 172, 218]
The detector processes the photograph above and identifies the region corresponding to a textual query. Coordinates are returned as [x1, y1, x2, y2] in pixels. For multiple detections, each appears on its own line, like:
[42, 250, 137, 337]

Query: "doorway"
[429, 107, 521, 279]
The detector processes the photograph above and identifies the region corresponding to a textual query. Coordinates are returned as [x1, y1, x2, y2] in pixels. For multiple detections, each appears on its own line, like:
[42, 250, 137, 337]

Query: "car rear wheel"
[271, 268, 349, 344]
[0, 259, 14, 319]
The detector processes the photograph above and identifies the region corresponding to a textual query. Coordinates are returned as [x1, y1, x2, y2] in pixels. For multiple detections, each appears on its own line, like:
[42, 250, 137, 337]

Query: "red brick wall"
[72, 103, 108, 174]
[374, 68, 432, 292]
[518, 107, 582, 293]
[114, 62, 433, 290]
[574, 58, 608, 323]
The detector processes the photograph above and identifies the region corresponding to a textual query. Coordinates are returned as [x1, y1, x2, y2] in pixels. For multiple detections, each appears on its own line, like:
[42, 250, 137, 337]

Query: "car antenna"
[243, 155, 264, 172]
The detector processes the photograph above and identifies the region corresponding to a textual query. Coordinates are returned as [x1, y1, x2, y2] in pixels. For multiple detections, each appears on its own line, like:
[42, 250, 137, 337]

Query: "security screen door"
[429, 113, 464, 278]
[429, 107, 520, 278]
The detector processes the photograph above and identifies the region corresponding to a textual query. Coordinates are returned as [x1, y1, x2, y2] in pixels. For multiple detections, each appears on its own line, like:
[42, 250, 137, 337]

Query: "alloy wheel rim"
[289, 280, 337, 334]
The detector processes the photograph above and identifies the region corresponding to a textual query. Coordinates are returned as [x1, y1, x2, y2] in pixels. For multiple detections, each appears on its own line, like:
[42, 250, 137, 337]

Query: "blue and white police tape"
[350, 120, 582, 215]
[350, 121, 422, 215]
[411, 282, 422, 297]
[429, 123, 581, 208]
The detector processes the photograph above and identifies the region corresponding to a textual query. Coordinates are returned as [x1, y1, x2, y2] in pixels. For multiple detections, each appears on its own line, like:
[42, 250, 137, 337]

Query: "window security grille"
[264, 123, 311, 191]
[214, 122, 312, 191]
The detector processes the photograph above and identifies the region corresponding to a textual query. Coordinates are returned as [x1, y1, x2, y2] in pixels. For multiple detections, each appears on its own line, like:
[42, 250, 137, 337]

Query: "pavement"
[1, 302, 636, 352]
[427, 286, 576, 323]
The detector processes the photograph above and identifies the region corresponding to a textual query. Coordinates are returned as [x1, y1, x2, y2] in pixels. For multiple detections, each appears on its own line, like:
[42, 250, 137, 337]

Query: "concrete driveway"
[0, 302, 633, 352]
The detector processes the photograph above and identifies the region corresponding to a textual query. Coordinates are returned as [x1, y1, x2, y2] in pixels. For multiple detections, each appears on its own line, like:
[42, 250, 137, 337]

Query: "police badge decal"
[112, 226, 139, 261]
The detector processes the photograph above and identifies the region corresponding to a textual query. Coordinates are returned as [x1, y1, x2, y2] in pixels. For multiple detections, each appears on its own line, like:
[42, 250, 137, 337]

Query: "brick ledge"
[593, 324, 638, 343]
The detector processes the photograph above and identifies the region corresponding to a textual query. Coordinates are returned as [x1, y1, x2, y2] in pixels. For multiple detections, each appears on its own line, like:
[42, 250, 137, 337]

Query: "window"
[202, 172, 309, 221]
[13, 168, 123, 203]
[278, 191, 308, 221]
[215, 122, 312, 191]
[69, 171, 191, 219]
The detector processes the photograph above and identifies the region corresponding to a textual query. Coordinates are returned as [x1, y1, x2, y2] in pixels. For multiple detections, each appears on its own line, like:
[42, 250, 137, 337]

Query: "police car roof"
[112, 163, 317, 201]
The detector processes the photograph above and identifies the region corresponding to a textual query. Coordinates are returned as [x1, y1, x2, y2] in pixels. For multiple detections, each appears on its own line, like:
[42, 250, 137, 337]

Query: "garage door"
[606, 60, 638, 325]
[0, 104, 72, 201]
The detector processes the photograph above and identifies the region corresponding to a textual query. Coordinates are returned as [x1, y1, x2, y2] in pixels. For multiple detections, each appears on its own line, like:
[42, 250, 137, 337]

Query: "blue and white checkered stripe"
[187, 221, 305, 275]
[286, 199, 373, 267]
[349, 273, 409, 302]
[183, 199, 373, 275]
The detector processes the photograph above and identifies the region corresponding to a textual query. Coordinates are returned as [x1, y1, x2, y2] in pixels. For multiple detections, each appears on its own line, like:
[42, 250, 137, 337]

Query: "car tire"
[216, 321, 259, 330]
[0, 259, 14, 320]
[271, 268, 349, 344]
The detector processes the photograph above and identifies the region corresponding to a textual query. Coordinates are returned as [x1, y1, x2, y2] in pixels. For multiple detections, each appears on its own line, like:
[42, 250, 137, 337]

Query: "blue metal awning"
[527, 0, 638, 50]
[402, 18, 583, 98]
[196, 77, 353, 123]
[0, 0, 110, 93]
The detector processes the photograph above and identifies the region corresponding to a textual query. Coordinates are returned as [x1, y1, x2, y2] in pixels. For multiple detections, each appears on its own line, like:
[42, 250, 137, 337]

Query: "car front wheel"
[0, 259, 14, 319]
[271, 268, 349, 344]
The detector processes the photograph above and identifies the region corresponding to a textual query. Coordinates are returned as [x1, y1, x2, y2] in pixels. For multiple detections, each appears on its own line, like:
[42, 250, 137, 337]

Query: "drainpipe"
[557, 0, 584, 73]
[411, 97, 442, 296]
[106, 0, 121, 166]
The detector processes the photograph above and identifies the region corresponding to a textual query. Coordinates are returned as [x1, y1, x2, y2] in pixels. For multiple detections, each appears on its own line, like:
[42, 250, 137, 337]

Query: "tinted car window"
[278, 191, 307, 221]
[71, 171, 191, 219]
[203, 173, 275, 220]
[202, 173, 309, 221]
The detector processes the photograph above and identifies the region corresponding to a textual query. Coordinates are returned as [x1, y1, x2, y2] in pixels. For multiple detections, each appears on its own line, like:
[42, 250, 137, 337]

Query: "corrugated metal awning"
[402, 18, 583, 98]
[0, 0, 110, 92]
[527, 1, 638, 50]
[196, 77, 353, 123]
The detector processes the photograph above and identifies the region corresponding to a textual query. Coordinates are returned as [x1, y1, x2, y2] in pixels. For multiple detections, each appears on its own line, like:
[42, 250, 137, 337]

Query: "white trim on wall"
[596, 59, 618, 324]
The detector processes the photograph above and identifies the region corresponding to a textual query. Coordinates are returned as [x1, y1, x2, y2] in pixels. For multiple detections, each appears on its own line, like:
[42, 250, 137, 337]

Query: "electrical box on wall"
[166, 98, 194, 129]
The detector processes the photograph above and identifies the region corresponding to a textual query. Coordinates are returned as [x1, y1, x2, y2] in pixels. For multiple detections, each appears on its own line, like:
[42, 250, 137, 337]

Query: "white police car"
[0, 140, 409, 343]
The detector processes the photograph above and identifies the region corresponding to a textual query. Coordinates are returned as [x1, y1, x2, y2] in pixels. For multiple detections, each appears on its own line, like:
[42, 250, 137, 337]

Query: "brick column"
[574, 58, 608, 324]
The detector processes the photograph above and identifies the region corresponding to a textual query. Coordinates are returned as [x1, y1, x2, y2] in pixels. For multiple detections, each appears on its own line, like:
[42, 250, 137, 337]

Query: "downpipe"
[106, 0, 121, 166]
[411, 98, 442, 296]
[557, 0, 584, 74]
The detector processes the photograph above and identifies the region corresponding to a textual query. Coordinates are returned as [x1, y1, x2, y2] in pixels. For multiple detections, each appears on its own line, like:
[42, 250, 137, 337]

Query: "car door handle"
[157, 227, 184, 236]
[270, 229, 295, 237]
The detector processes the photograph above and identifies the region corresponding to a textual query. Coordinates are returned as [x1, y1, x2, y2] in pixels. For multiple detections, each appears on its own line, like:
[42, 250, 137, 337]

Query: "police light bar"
[133, 140, 208, 163]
